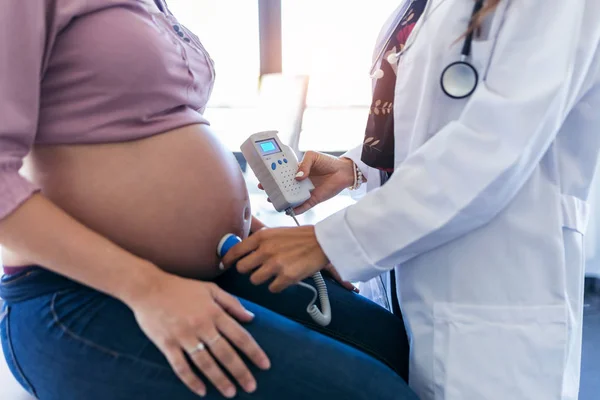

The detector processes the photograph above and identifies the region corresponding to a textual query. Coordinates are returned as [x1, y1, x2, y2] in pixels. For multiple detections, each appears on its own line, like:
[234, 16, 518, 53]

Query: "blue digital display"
[260, 142, 276, 152]
[257, 139, 281, 155]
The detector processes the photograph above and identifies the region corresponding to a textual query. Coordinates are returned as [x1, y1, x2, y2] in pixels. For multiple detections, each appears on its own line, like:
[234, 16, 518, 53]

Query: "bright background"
[165, 0, 600, 269]
[164, 0, 399, 152]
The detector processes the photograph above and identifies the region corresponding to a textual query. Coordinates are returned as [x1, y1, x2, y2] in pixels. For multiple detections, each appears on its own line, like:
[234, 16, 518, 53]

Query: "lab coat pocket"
[433, 302, 567, 400]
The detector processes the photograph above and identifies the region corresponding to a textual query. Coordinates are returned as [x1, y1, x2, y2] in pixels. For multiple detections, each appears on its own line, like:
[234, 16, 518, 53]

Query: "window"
[282, 0, 399, 151]
[165, 1, 400, 153]
[166, 0, 261, 151]
[165, 0, 261, 107]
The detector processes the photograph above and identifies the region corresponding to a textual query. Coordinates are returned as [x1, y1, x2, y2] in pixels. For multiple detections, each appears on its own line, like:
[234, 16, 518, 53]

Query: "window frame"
[258, 0, 283, 75]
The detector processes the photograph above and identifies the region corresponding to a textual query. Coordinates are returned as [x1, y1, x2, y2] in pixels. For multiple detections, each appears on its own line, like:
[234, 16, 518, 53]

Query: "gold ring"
[206, 334, 222, 347]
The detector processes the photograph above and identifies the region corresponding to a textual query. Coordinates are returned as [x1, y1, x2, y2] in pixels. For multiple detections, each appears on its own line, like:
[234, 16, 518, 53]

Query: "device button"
[283, 158, 288, 163]
[278, 160, 283, 165]
[271, 162, 277, 170]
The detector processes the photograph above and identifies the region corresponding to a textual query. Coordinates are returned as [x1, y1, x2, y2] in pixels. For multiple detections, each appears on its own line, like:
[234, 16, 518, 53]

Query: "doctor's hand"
[258, 152, 355, 215]
[221, 226, 330, 293]
[323, 263, 359, 293]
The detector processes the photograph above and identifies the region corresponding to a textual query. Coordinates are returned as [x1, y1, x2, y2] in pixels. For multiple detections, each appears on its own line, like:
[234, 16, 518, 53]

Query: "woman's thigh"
[215, 269, 410, 380]
[1, 283, 416, 400]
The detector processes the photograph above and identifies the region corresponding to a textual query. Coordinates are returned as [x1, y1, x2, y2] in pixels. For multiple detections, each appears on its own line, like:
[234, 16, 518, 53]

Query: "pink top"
[0, 0, 214, 220]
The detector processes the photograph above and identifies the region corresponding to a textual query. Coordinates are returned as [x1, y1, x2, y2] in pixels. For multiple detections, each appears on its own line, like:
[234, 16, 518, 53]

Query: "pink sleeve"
[0, 1, 48, 220]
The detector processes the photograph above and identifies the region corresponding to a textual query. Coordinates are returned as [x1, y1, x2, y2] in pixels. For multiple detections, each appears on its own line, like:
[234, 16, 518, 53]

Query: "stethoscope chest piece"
[440, 59, 479, 99]
[372, 0, 485, 100]
[439, 0, 484, 99]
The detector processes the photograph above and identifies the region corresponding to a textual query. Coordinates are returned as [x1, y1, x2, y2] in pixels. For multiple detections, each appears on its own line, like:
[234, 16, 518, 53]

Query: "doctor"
[223, 0, 600, 399]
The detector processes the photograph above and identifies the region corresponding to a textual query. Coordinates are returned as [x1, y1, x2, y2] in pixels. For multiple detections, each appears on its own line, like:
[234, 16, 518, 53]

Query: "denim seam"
[50, 291, 173, 373]
[4, 307, 38, 397]
[284, 315, 400, 373]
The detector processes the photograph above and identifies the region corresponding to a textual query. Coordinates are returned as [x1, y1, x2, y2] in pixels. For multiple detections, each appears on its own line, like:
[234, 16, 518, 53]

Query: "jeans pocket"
[50, 289, 170, 373]
[0, 306, 38, 397]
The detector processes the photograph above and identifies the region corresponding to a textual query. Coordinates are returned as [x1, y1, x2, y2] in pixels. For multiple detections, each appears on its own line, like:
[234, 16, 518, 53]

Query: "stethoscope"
[371, 0, 484, 99]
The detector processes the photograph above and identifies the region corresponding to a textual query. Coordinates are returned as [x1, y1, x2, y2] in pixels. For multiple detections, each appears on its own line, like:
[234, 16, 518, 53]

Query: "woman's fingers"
[212, 287, 271, 370]
[206, 331, 257, 394]
[211, 285, 255, 323]
[185, 330, 237, 399]
[132, 277, 270, 398]
[159, 341, 207, 397]
[216, 313, 271, 371]
[178, 296, 269, 397]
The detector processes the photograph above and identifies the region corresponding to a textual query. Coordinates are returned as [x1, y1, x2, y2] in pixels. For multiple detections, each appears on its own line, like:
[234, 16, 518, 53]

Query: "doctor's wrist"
[339, 157, 365, 190]
[339, 157, 357, 187]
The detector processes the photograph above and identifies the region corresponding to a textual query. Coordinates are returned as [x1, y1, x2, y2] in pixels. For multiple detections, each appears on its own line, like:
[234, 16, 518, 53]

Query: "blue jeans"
[0, 267, 416, 400]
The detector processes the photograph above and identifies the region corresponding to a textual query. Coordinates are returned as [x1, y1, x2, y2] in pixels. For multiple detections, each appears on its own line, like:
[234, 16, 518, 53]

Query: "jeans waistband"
[3, 266, 34, 275]
[0, 267, 81, 305]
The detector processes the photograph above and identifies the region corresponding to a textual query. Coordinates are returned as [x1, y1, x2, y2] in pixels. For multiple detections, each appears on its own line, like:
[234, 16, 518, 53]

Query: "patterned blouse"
[361, 0, 428, 172]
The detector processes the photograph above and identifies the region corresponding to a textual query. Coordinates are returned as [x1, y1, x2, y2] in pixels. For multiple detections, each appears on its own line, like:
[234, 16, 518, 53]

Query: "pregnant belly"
[9, 124, 251, 279]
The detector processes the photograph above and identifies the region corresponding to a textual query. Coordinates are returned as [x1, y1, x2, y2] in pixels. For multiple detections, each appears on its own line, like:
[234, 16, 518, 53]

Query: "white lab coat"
[314, 1, 600, 399]
[585, 168, 600, 276]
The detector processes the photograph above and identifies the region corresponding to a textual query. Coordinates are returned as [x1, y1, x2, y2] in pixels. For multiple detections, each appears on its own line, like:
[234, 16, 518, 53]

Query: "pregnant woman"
[0, 1, 416, 399]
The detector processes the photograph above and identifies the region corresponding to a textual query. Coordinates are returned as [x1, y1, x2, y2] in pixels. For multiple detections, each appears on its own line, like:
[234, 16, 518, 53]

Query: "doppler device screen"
[257, 139, 282, 155]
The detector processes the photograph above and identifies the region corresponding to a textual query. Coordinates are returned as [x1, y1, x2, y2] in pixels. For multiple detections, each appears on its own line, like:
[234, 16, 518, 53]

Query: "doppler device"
[240, 131, 314, 212]
[216, 131, 331, 327]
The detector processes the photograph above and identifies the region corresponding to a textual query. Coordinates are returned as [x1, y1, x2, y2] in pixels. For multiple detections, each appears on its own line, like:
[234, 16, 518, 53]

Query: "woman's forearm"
[0, 193, 163, 305]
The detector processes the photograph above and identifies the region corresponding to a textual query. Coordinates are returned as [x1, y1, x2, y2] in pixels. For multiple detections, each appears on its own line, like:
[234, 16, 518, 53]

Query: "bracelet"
[349, 161, 364, 190]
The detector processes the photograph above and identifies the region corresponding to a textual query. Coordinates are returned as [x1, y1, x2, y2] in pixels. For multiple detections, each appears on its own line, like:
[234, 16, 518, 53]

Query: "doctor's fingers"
[236, 250, 267, 274]
[249, 261, 297, 292]
[249, 263, 278, 286]
[268, 274, 296, 293]
[296, 151, 320, 180]
[292, 195, 321, 215]
[222, 234, 262, 268]
[236, 243, 296, 276]
[323, 264, 359, 293]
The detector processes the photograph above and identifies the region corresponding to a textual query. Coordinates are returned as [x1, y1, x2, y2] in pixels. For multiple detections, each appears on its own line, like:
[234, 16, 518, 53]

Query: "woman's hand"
[221, 226, 332, 293]
[259, 152, 356, 214]
[126, 272, 271, 398]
